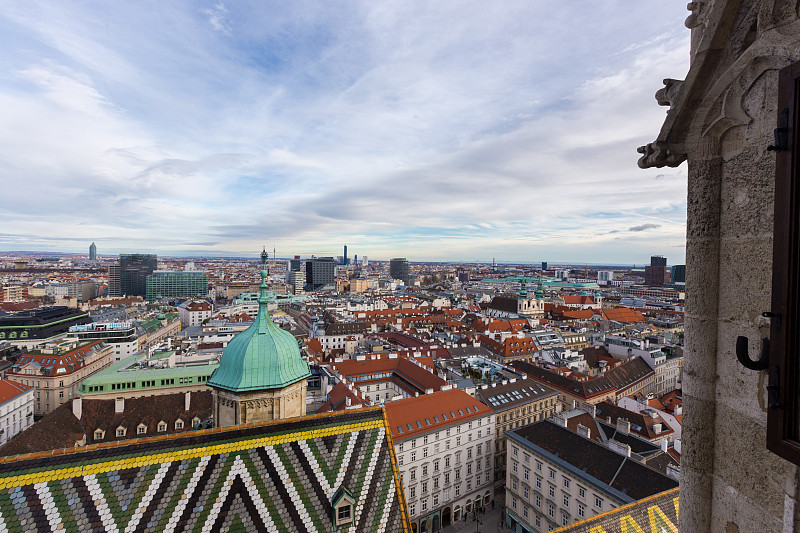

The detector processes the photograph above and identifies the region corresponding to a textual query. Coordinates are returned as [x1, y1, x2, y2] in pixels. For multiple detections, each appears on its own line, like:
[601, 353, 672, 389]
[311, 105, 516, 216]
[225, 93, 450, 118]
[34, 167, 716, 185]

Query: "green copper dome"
[208, 269, 310, 392]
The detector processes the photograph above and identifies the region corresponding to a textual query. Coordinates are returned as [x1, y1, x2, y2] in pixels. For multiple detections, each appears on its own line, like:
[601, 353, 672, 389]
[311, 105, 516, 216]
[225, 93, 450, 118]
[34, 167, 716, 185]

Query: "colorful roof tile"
[0, 407, 408, 532]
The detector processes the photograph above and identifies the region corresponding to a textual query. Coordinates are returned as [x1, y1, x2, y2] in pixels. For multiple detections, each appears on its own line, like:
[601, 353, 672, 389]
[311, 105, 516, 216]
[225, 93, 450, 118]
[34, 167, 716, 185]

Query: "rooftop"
[384, 387, 492, 441]
[508, 420, 678, 503]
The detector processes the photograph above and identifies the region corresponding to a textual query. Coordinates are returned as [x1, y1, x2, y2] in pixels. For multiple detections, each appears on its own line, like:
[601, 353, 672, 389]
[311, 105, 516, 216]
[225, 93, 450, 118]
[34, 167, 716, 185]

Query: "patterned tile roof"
[0, 407, 408, 532]
[548, 488, 678, 533]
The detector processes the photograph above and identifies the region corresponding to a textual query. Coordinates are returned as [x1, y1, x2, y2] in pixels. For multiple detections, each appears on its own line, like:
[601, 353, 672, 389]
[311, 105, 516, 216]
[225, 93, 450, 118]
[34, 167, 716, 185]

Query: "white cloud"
[0, 1, 691, 262]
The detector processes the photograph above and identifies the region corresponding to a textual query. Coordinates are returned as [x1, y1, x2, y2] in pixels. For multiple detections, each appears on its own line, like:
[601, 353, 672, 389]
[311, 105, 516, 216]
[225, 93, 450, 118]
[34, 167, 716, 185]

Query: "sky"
[0, 1, 691, 264]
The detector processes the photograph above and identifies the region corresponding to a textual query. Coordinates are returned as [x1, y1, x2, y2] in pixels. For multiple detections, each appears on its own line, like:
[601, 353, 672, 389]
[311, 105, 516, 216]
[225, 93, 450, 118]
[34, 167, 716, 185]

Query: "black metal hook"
[735, 336, 769, 371]
[767, 108, 789, 152]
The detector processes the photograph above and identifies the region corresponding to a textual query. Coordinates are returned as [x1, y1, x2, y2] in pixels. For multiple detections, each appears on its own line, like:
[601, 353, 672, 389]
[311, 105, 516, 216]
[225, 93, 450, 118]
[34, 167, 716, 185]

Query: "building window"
[549, 485, 555, 497]
[523, 486, 529, 499]
[175, 420, 184, 430]
[94, 430, 104, 440]
[562, 513, 569, 526]
[536, 477, 541, 489]
[578, 504, 585, 518]
[769, 59, 800, 466]
[563, 478, 570, 489]
[578, 486, 585, 498]
[535, 495, 541, 508]
[563, 494, 569, 507]
[549, 468, 555, 480]
[116, 427, 125, 437]
[595, 496, 603, 509]
[137, 425, 146, 435]
[158, 421, 167, 432]
[548, 503, 554, 518]
[536, 460, 542, 471]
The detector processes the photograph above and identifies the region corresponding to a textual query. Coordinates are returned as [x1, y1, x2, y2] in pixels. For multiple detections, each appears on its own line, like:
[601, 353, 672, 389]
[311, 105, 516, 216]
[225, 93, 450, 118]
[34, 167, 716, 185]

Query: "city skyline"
[1, 2, 690, 263]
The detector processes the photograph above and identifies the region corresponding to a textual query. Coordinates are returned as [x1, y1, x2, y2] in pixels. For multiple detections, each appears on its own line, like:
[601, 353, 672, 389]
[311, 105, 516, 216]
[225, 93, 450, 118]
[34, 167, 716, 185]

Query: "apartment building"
[7, 340, 113, 416]
[474, 376, 559, 482]
[0, 379, 34, 446]
[504, 419, 677, 532]
[386, 388, 495, 533]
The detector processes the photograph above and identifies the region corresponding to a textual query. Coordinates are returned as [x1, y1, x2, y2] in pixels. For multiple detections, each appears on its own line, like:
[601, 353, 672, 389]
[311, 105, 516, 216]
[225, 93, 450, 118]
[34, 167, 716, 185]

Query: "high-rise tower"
[390, 258, 409, 285]
[119, 254, 157, 296]
[89, 242, 96, 261]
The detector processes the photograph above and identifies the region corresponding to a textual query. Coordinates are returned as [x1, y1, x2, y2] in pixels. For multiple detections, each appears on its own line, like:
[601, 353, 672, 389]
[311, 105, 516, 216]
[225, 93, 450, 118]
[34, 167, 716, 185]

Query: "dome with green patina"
[208, 269, 310, 392]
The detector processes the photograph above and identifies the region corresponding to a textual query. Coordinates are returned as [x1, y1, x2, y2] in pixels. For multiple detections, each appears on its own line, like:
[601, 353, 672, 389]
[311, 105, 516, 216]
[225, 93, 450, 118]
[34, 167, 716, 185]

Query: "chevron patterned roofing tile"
[0, 407, 408, 532]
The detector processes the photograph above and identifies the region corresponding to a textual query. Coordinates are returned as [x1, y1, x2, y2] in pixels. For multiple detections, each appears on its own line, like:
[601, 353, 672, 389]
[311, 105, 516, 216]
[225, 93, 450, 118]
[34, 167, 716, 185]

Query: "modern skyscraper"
[289, 256, 303, 272]
[119, 254, 157, 296]
[541, 261, 548, 271]
[305, 257, 336, 290]
[390, 258, 409, 285]
[672, 264, 686, 283]
[645, 255, 668, 287]
[107, 264, 120, 297]
[89, 242, 97, 261]
[343, 244, 348, 265]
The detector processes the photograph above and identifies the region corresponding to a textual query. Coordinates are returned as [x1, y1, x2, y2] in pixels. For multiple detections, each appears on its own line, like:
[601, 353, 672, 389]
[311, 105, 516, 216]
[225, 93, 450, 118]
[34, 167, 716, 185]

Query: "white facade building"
[0, 379, 35, 446]
[386, 388, 496, 533]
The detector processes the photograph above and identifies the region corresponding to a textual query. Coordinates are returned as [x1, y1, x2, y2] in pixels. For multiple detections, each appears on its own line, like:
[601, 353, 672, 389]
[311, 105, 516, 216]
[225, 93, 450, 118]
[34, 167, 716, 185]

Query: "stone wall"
[638, 1, 800, 530]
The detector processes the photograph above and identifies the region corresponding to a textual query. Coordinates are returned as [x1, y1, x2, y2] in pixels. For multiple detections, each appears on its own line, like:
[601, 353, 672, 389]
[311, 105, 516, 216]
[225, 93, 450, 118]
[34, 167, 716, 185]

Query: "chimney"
[582, 403, 597, 417]
[115, 397, 125, 414]
[185, 391, 192, 411]
[346, 397, 351, 407]
[576, 423, 591, 440]
[608, 440, 631, 457]
[72, 398, 82, 420]
[616, 418, 631, 435]
[661, 438, 668, 452]
[553, 414, 568, 427]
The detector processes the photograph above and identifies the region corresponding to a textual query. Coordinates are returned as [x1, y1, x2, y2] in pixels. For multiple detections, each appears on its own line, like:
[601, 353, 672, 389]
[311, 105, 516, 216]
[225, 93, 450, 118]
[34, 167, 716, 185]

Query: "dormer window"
[137, 424, 147, 435]
[116, 426, 126, 437]
[158, 421, 167, 432]
[331, 486, 355, 530]
[94, 429, 104, 440]
[175, 419, 184, 430]
[192, 417, 201, 428]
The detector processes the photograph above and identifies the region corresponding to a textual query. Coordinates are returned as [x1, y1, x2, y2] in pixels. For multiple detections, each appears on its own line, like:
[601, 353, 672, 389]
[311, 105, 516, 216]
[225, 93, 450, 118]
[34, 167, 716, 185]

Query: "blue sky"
[0, 2, 690, 263]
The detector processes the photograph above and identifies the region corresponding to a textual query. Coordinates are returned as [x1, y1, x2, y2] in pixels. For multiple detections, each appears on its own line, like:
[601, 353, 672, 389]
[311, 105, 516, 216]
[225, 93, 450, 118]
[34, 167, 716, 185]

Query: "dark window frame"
[769, 59, 800, 464]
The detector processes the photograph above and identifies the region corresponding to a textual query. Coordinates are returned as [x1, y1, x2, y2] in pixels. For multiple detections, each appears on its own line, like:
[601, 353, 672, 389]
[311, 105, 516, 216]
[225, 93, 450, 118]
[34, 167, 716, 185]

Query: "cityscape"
[0, 246, 683, 532]
[0, 1, 797, 532]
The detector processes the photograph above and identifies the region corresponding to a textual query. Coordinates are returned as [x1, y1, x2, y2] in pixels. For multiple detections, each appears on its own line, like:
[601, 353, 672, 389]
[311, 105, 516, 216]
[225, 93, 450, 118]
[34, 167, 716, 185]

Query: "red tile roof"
[330, 354, 445, 392]
[9, 341, 105, 378]
[0, 379, 31, 403]
[384, 388, 492, 440]
[601, 307, 646, 323]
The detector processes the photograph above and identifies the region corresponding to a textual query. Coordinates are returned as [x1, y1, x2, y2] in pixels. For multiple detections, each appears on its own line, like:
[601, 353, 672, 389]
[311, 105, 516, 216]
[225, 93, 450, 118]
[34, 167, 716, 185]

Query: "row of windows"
[93, 417, 199, 439]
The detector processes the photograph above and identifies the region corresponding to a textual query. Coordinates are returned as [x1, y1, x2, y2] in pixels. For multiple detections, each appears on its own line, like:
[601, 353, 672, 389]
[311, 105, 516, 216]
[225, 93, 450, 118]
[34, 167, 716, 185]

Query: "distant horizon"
[0, 249, 680, 268]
